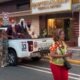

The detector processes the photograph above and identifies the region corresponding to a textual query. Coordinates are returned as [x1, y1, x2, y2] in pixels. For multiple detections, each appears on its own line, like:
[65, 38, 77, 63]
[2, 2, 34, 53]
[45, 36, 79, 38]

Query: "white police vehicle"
[0, 27, 53, 66]
[8, 38, 53, 66]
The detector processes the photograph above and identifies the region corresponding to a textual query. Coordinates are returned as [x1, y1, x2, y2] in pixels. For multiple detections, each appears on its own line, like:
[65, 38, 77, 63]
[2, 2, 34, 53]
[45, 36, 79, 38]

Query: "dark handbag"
[63, 57, 72, 70]
[59, 48, 72, 70]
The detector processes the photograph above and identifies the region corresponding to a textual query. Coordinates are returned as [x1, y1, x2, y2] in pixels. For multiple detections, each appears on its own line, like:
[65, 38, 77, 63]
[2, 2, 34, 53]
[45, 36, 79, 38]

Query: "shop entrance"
[47, 18, 71, 41]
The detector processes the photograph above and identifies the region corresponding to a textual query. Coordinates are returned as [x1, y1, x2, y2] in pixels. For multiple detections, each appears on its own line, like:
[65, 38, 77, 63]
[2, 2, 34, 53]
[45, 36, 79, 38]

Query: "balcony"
[72, 0, 80, 4]
[0, 10, 32, 18]
[0, 0, 11, 3]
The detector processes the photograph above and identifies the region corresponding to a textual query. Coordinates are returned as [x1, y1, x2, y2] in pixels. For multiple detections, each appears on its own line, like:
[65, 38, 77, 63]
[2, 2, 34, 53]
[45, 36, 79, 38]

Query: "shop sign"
[2, 12, 9, 26]
[31, 0, 71, 14]
[72, 3, 80, 11]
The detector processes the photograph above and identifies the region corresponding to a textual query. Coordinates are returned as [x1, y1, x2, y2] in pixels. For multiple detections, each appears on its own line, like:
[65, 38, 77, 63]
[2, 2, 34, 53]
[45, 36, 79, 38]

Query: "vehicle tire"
[31, 57, 41, 61]
[8, 49, 17, 66]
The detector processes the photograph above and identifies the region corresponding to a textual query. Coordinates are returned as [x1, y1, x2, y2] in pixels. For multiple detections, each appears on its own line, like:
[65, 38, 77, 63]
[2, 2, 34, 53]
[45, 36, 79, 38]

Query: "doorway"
[47, 18, 71, 41]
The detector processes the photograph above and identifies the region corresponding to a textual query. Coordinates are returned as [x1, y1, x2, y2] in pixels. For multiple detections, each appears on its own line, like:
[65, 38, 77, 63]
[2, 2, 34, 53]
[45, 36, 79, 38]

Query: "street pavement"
[0, 59, 80, 80]
[66, 47, 80, 65]
[68, 47, 80, 60]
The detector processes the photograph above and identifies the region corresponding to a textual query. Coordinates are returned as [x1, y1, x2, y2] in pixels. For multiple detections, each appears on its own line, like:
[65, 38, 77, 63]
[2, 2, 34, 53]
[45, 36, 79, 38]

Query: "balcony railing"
[0, 10, 32, 18]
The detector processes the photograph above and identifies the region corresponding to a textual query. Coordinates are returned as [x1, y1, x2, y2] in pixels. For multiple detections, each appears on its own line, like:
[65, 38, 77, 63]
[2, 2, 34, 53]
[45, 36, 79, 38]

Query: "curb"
[44, 56, 80, 65]
[67, 59, 80, 65]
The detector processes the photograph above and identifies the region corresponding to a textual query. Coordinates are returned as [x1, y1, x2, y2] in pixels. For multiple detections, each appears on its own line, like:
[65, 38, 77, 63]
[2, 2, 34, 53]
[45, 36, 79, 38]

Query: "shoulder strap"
[59, 48, 64, 55]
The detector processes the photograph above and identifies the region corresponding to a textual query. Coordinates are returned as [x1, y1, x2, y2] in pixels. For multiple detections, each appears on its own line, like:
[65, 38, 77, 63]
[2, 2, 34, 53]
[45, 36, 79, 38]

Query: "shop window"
[47, 18, 71, 41]
[47, 19, 64, 36]
[16, 0, 30, 10]
[47, 19, 56, 36]
[64, 19, 71, 41]
[72, 0, 80, 4]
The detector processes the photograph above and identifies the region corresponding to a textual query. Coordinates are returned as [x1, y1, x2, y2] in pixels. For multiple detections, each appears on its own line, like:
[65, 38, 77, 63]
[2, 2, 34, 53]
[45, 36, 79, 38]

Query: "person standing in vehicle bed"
[17, 18, 32, 39]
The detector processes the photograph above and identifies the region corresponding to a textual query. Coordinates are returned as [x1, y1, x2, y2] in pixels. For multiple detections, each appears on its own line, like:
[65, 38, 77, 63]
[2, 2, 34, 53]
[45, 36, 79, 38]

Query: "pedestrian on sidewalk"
[49, 29, 72, 80]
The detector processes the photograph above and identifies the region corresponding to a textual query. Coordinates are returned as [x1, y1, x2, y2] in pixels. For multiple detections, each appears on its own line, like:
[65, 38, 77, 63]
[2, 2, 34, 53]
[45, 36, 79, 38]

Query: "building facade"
[0, 0, 80, 47]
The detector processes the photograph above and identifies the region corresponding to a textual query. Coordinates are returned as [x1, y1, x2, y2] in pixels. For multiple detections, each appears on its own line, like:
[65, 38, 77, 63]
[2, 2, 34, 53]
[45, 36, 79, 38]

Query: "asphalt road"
[0, 59, 80, 80]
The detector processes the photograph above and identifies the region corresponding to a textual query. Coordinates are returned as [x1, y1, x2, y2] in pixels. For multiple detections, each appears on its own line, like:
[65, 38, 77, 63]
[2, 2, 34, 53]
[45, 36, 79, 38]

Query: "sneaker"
[1, 65, 5, 67]
[1, 63, 9, 67]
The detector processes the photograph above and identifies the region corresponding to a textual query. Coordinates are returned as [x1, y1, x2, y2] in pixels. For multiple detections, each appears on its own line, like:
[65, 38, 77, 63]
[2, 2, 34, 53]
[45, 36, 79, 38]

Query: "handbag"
[59, 48, 72, 70]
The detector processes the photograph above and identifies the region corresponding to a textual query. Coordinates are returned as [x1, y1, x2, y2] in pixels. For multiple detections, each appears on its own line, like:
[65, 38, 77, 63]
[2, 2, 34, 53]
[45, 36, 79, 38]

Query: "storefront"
[0, 0, 80, 47]
[39, 12, 72, 40]
[72, 3, 80, 47]
[31, 0, 77, 46]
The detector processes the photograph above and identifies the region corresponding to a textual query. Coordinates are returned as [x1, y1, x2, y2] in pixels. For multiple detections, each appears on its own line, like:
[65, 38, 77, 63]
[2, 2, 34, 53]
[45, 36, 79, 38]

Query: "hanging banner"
[31, 0, 71, 14]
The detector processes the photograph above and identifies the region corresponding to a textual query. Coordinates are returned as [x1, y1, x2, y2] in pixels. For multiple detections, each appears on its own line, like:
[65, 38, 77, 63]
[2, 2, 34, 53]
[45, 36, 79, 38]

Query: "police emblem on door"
[21, 42, 27, 51]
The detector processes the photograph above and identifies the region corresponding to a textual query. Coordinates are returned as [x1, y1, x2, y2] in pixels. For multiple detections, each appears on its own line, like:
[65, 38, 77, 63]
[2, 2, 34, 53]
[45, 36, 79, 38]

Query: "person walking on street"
[49, 29, 72, 80]
[0, 30, 3, 67]
[0, 29, 8, 67]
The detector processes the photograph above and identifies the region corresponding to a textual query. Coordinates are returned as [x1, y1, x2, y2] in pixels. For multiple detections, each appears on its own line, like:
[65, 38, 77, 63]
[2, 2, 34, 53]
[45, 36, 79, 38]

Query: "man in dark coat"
[7, 25, 18, 39]
[17, 18, 31, 39]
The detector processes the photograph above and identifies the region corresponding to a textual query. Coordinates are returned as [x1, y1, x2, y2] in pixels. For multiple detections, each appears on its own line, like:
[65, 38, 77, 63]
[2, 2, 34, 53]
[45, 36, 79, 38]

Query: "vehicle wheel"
[8, 49, 17, 66]
[31, 57, 41, 61]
